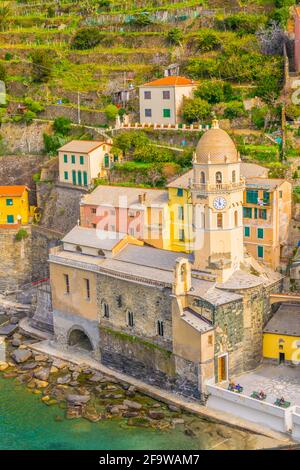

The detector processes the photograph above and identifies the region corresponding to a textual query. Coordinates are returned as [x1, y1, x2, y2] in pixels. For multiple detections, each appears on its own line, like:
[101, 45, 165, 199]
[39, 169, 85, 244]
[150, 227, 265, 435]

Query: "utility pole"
[77, 91, 81, 125]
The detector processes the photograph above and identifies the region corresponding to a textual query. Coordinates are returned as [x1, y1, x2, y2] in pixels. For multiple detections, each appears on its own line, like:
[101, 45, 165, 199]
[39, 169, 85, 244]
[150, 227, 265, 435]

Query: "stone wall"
[95, 273, 201, 397]
[96, 273, 173, 348]
[0, 121, 51, 154]
[213, 279, 283, 381]
[0, 222, 64, 294]
[214, 298, 245, 379]
[31, 226, 61, 282]
[100, 327, 200, 398]
[40, 105, 107, 127]
[37, 183, 85, 234]
[0, 226, 32, 292]
[53, 309, 101, 359]
[0, 154, 45, 205]
[30, 283, 54, 333]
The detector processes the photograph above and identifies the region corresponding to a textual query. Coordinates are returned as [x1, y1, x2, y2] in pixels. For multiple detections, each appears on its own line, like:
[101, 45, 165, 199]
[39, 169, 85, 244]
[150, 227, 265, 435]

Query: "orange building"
[0, 185, 30, 227]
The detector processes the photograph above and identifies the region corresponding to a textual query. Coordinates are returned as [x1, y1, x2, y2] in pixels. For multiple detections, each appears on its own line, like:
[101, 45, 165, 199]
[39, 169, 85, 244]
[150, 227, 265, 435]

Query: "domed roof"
[195, 120, 238, 164]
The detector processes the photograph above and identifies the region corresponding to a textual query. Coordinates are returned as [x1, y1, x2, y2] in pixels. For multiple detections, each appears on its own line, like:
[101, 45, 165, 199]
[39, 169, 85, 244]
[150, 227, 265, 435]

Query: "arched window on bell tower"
[216, 172, 222, 184]
[234, 210, 238, 227]
[232, 170, 236, 183]
[200, 171, 205, 184]
[217, 213, 223, 229]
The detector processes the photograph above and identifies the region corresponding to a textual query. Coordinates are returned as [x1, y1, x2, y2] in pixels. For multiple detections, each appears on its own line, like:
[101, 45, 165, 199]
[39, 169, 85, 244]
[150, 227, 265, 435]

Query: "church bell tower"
[191, 119, 245, 282]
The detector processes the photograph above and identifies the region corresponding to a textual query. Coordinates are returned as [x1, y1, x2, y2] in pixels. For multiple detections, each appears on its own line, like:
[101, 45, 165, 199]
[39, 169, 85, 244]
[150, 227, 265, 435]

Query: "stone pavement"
[229, 363, 300, 407]
[27, 338, 294, 447]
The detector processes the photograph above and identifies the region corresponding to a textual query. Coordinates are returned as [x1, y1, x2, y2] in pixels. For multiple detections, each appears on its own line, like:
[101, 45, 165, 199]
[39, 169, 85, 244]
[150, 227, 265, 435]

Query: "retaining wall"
[206, 384, 293, 435]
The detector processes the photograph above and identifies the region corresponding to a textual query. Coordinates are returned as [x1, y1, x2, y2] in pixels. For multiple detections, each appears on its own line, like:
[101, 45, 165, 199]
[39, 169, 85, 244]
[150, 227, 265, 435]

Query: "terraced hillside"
[0, 0, 290, 127]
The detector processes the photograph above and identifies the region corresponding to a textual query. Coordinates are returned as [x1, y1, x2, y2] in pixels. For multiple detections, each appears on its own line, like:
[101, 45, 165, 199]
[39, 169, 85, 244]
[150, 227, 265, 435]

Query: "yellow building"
[167, 165, 292, 269]
[263, 304, 300, 363]
[0, 185, 30, 226]
[243, 179, 292, 270]
[167, 173, 193, 253]
[58, 140, 121, 187]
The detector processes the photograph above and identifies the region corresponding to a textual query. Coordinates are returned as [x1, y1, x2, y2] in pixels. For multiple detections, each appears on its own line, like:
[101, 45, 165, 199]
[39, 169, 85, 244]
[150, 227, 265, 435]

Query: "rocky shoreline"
[0, 328, 291, 450]
[0, 331, 191, 432]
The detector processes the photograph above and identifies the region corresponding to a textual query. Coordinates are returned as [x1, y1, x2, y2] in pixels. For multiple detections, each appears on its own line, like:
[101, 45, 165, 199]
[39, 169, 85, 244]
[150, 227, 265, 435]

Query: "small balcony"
[191, 178, 245, 194]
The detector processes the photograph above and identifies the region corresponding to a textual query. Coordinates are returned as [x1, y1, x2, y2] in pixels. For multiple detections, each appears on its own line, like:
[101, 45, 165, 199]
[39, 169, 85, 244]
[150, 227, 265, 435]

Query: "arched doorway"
[68, 328, 93, 351]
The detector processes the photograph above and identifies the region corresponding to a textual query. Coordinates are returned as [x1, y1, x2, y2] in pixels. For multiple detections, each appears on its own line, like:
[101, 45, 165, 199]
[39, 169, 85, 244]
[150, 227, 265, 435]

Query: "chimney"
[138, 193, 147, 204]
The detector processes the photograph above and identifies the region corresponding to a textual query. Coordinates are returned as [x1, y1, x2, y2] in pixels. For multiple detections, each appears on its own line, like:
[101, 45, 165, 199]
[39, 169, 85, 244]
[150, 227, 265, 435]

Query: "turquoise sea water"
[0, 376, 203, 450]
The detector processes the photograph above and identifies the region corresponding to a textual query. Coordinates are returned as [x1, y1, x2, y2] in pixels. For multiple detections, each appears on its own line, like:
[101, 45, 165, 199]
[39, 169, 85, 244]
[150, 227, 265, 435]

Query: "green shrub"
[47, 6, 55, 18]
[286, 104, 300, 120]
[53, 117, 72, 136]
[182, 97, 211, 123]
[174, 148, 193, 168]
[275, 0, 295, 6]
[43, 133, 65, 155]
[194, 80, 225, 104]
[187, 50, 282, 90]
[33, 172, 41, 182]
[166, 28, 183, 46]
[104, 104, 119, 123]
[269, 6, 290, 27]
[15, 229, 28, 241]
[24, 98, 44, 114]
[268, 162, 288, 178]
[22, 111, 36, 124]
[114, 131, 150, 157]
[129, 13, 153, 26]
[133, 144, 173, 164]
[0, 63, 6, 82]
[294, 186, 300, 202]
[251, 106, 269, 129]
[71, 27, 104, 50]
[223, 101, 245, 119]
[187, 58, 219, 79]
[31, 50, 53, 83]
[218, 13, 267, 35]
[192, 30, 222, 52]
[255, 69, 283, 102]
[98, 0, 111, 10]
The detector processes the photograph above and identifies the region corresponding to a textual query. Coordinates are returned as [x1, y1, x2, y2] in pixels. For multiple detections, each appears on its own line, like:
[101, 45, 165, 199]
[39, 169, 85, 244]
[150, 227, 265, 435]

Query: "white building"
[139, 76, 197, 126]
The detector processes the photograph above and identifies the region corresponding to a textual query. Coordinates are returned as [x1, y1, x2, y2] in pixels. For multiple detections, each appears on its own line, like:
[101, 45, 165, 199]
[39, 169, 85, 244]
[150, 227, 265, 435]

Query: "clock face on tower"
[213, 196, 227, 210]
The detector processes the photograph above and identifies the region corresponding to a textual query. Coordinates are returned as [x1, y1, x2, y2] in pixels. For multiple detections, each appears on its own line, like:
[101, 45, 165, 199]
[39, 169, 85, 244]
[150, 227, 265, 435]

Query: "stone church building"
[42, 121, 282, 399]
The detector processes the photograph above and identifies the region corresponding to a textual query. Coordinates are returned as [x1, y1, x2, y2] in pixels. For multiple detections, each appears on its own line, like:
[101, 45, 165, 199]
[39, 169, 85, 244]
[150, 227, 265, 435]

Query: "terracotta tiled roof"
[141, 76, 197, 87]
[0, 185, 28, 197]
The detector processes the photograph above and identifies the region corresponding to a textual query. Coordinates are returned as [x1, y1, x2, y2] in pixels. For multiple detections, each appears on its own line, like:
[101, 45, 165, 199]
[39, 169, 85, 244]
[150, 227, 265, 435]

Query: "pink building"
[295, 6, 300, 72]
[80, 185, 169, 249]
